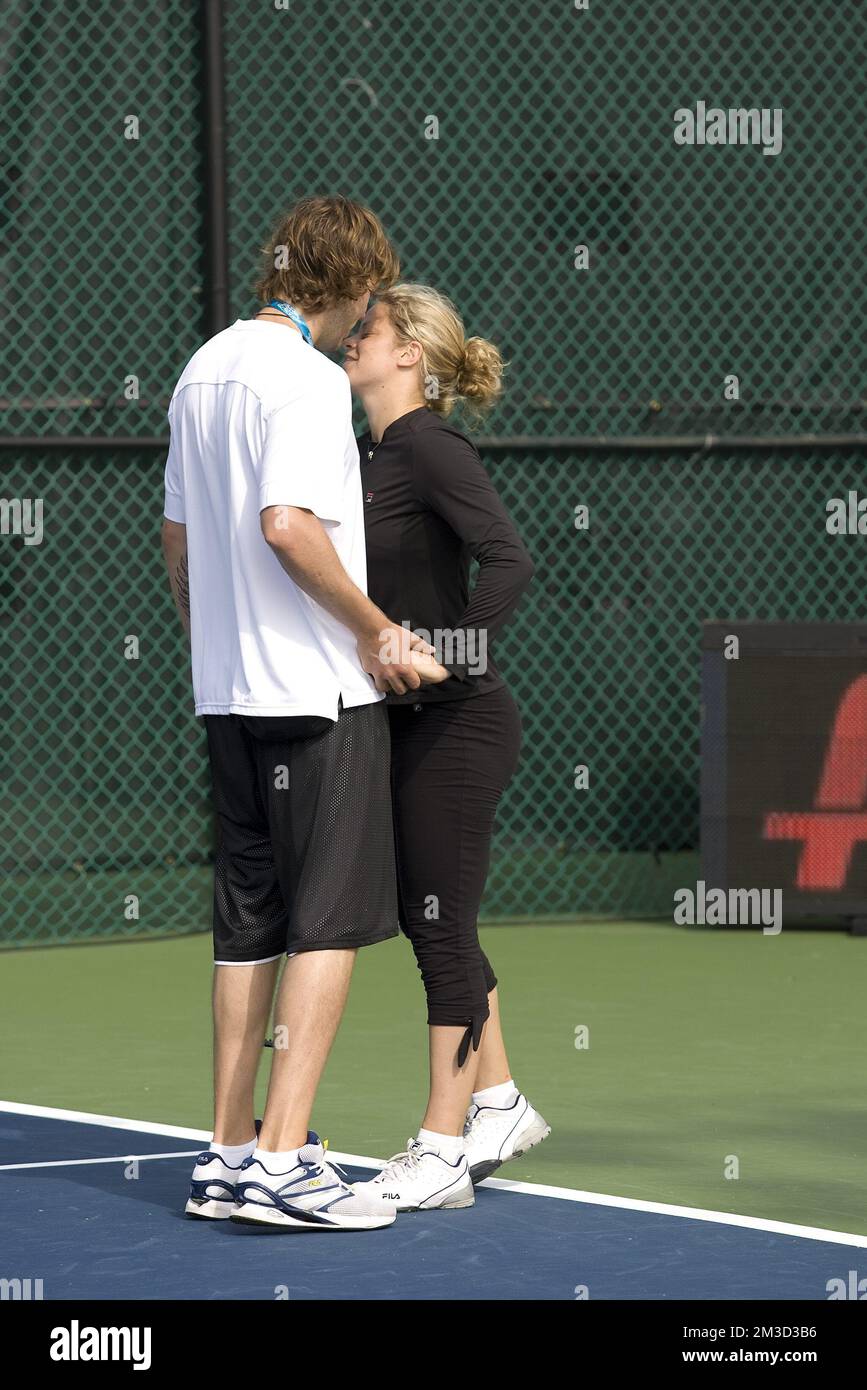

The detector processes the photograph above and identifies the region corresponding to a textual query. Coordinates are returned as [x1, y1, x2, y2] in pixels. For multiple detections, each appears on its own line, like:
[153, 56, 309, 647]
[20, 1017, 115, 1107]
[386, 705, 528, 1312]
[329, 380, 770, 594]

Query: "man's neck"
[362, 388, 427, 445]
[255, 305, 325, 344]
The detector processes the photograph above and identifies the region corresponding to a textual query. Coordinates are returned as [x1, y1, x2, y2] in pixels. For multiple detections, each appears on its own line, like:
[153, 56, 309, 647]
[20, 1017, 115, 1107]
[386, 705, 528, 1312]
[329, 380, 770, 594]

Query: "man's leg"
[257, 949, 355, 1151]
[203, 714, 292, 1150]
[213, 958, 281, 1146]
[230, 705, 400, 1229]
[253, 702, 397, 1152]
[187, 714, 289, 1220]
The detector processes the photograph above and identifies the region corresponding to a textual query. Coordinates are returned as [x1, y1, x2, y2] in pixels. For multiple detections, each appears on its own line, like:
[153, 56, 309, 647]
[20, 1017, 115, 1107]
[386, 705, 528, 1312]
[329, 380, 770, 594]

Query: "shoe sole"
[401, 1196, 475, 1211]
[399, 1184, 476, 1212]
[230, 1201, 396, 1231]
[185, 1197, 235, 1220]
[469, 1118, 552, 1185]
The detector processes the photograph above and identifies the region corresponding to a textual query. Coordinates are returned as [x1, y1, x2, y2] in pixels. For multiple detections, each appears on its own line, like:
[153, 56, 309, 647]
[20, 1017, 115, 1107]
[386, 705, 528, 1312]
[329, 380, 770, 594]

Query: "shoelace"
[304, 1157, 351, 1188]
[328, 1160, 351, 1186]
[464, 1104, 511, 1138]
[376, 1140, 423, 1183]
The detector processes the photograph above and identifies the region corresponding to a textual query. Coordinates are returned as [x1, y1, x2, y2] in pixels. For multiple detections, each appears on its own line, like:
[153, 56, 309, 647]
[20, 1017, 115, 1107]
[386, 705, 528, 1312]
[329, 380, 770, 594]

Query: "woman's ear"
[398, 339, 423, 368]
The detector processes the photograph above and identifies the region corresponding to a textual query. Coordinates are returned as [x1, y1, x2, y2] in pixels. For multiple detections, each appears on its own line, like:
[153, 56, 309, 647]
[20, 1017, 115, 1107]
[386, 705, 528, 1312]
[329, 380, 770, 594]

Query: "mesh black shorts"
[203, 700, 399, 962]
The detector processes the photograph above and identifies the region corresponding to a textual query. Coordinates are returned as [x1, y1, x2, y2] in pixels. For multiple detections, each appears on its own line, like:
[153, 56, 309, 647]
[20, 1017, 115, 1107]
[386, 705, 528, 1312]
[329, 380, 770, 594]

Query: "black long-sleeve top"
[358, 406, 535, 705]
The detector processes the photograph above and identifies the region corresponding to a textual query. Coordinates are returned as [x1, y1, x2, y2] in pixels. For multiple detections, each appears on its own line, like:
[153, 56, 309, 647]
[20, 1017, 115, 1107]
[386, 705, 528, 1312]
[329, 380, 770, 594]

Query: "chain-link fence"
[225, 0, 867, 441]
[2, 1, 865, 946]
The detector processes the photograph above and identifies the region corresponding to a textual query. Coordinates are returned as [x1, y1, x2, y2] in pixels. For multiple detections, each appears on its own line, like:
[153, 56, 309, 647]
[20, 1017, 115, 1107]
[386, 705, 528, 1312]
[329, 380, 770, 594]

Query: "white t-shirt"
[163, 318, 382, 719]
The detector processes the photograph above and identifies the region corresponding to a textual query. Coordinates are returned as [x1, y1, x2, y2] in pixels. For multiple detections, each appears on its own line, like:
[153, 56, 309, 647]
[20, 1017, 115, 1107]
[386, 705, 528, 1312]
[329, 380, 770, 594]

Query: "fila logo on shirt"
[365, 491, 375, 503]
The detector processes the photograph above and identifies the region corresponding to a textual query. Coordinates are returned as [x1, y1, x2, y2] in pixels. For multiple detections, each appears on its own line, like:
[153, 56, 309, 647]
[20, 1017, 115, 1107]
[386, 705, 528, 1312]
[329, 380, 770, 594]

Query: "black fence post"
[200, 0, 230, 338]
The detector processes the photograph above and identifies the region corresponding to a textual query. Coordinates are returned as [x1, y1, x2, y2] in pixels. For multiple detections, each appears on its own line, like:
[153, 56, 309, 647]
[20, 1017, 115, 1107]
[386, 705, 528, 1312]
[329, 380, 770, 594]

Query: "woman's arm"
[411, 429, 535, 682]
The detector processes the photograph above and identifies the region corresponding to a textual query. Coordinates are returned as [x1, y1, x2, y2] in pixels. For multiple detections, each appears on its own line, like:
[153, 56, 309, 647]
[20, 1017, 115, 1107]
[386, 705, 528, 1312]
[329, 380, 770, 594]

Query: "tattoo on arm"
[176, 553, 190, 617]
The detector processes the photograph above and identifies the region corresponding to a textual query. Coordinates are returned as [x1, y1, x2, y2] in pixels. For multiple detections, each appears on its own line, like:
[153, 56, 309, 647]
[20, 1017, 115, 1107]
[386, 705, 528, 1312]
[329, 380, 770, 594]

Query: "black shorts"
[203, 700, 399, 963]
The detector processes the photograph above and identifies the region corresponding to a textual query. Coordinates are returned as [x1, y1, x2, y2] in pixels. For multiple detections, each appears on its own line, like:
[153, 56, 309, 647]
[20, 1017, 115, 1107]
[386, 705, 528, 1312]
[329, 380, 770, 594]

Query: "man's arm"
[161, 517, 191, 641]
[260, 505, 425, 695]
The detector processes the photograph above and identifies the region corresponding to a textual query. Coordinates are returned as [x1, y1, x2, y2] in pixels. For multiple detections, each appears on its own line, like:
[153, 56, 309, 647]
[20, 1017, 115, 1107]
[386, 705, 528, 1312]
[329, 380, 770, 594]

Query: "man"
[161, 195, 425, 1231]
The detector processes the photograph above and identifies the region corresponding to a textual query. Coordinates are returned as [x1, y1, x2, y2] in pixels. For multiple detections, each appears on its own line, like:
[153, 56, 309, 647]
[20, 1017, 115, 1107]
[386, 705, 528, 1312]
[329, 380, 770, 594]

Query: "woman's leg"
[422, 1023, 484, 1135]
[390, 686, 522, 1139]
[472, 986, 512, 1092]
[422, 988, 511, 1133]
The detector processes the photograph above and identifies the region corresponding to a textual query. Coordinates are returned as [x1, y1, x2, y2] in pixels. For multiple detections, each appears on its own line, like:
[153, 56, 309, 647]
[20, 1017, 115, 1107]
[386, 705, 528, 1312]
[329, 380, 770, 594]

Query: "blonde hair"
[377, 283, 504, 423]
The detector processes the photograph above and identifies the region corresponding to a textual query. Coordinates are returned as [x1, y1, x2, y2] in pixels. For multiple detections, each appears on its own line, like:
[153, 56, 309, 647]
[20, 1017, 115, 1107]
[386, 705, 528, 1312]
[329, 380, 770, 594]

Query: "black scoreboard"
[701, 623, 867, 926]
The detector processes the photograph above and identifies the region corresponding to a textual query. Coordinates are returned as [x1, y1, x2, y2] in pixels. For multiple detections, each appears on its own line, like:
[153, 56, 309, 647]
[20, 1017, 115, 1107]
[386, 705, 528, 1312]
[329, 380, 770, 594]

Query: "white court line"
[0, 1100, 212, 1142]
[3, 1099, 866, 1250]
[0, 1151, 202, 1172]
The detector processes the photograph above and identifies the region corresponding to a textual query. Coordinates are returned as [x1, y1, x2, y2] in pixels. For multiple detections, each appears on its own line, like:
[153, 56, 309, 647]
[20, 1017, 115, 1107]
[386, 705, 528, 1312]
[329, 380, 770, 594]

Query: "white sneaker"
[463, 1093, 551, 1183]
[185, 1150, 248, 1220]
[231, 1133, 396, 1231]
[184, 1118, 263, 1220]
[353, 1138, 475, 1212]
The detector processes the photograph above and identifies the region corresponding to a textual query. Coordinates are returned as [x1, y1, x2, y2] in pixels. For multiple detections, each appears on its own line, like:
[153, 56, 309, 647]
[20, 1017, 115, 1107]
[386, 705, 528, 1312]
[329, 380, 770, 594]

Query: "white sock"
[417, 1128, 465, 1162]
[252, 1146, 303, 1171]
[210, 1137, 257, 1167]
[473, 1078, 518, 1109]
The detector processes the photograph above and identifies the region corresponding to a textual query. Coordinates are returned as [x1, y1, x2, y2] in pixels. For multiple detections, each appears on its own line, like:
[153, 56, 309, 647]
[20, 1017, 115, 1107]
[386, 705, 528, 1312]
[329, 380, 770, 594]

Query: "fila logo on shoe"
[383, 1193, 400, 1201]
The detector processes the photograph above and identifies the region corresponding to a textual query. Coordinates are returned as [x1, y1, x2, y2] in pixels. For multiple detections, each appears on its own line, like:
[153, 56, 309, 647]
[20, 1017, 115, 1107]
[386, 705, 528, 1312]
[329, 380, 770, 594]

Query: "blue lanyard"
[267, 300, 313, 345]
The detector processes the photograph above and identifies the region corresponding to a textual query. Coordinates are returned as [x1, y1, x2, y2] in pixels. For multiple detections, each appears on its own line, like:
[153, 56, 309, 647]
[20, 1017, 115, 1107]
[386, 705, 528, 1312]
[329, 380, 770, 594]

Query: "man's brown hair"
[255, 195, 400, 313]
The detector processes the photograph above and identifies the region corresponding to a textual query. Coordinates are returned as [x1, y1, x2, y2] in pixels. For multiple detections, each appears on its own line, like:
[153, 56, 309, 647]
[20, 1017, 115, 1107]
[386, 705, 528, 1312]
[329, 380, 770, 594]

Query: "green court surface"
[1, 921, 865, 1237]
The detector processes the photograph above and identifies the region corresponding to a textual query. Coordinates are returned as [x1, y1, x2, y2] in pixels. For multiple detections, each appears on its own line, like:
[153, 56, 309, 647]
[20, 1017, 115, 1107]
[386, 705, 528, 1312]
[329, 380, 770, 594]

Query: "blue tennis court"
[2, 1105, 864, 1302]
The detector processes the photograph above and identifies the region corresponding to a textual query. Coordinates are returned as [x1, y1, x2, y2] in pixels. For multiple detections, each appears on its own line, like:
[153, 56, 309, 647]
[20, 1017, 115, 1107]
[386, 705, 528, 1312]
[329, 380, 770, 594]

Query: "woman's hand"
[411, 648, 452, 684]
[357, 623, 435, 694]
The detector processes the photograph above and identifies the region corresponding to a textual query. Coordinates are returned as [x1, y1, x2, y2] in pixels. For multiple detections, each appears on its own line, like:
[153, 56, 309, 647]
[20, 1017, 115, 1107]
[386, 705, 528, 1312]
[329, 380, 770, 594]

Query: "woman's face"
[342, 302, 413, 394]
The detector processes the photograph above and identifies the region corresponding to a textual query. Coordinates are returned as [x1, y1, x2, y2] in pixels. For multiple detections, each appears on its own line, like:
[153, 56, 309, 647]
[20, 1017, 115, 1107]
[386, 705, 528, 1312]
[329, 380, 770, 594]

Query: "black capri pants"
[388, 682, 522, 1066]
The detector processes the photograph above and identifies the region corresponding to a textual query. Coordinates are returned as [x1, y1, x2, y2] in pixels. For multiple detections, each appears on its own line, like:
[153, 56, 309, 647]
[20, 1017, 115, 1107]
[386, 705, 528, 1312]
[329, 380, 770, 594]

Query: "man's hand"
[357, 624, 435, 695]
[262, 507, 438, 693]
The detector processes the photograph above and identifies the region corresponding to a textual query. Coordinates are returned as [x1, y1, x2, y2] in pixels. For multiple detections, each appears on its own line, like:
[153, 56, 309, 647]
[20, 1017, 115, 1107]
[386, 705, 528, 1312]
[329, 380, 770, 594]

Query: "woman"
[342, 284, 550, 1211]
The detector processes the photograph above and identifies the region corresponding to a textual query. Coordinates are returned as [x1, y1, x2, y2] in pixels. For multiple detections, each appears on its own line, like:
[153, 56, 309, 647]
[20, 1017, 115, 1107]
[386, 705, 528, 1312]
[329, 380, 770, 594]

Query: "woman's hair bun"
[456, 335, 504, 416]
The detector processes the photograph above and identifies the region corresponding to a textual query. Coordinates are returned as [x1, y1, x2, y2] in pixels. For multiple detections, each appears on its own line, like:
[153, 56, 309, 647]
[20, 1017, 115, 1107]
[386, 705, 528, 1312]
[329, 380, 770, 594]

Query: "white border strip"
[3, 1100, 866, 1249]
[0, 1101, 212, 1142]
[0, 1151, 201, 1172]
